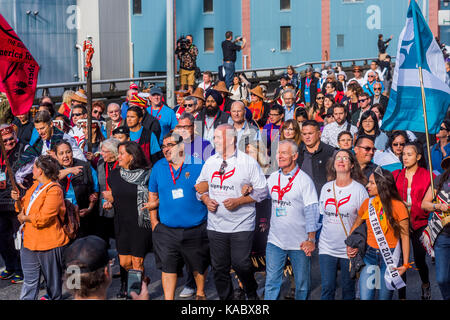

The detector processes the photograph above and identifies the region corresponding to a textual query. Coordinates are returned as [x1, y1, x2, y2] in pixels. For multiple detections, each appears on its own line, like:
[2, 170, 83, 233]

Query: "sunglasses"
[374, 88, 382, 91]
[358, 146, 376, 152]
[93, 110, 101, 114]
[219, 160, 228, 175]
[184, 104, 194, 107]
[368, 75, 375, 78]
[2, 137, 15, 144]
[392, 143, 405, 147]
[359, 99, 367, 102]
[176, 125, 193, 130]
[440, 127, 447, 131]
[161, 143, 178, 150]
[316, 96, 324, 100]
[269, 113, 281, 116]
[72, 113, 83, 117]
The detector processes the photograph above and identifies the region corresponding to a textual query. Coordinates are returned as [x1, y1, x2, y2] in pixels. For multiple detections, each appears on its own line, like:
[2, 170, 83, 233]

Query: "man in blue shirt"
[148, 87, 178, 145]
[148, 131, 209, 300]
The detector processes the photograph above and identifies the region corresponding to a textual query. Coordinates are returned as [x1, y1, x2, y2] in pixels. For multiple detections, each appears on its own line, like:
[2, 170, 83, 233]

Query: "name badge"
[276, 206, 287, 217]
[172, 188, 184, 200]
[0, 172, 6, 182]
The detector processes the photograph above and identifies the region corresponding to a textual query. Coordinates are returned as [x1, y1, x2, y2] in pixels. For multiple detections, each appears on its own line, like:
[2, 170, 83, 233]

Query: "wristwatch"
[307, 237, 316, 244]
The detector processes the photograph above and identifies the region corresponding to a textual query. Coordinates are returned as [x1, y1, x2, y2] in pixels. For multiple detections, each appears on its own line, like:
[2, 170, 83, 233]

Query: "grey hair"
[231, 100, 245, 110]
[279, 139, 298, 155]
[99, 138, 120, 159]
[179, 112, 195, 124]
[184, 96, 198, 105]
[282, 88, 296, 98]
[107, 103, 120, 111]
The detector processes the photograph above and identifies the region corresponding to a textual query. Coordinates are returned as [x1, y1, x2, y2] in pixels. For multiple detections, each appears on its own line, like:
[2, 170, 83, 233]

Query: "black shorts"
[152, 222, 210, 274]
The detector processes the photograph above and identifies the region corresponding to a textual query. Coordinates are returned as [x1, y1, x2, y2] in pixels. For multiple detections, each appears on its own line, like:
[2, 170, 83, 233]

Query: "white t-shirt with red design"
[318, 180, 369, 259]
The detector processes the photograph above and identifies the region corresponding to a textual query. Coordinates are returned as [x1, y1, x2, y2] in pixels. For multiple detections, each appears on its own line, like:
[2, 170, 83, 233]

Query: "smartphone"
[127, 269, 143, 299]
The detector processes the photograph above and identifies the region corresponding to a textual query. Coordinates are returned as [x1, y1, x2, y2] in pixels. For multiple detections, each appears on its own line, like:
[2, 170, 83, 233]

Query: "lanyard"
[65, 174, 72, 193]
[273, 167, 300, 202]
[305, 78, 312, 89]
[169, 162, 184, 185]
[152, 105, 163, 120]
[204, 114, 217, 130]
[105, 161, 118, 191]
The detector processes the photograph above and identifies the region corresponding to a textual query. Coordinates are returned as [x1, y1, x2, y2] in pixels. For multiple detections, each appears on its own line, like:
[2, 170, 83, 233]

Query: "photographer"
[221, 31, 246, 89]
[175, 34, 199, 94]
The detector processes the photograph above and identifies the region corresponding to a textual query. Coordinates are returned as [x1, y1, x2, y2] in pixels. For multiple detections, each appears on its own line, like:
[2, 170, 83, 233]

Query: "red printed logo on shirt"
[211, 168, 235, 188]
[324, 194, 351, 216]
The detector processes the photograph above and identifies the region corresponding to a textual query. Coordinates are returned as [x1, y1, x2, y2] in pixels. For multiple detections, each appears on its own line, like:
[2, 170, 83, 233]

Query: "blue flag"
[381, 0, 450, 134]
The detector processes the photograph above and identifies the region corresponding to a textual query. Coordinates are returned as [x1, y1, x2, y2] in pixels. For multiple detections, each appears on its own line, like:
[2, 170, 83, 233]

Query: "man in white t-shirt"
[318, 150, 369, 300]
[197, 71, 214, 93]
[196, 124, 268, 300]
[265, 139, 321, 300]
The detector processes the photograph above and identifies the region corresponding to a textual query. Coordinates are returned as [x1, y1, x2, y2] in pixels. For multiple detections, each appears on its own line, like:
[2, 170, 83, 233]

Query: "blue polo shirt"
[148, 158, 207, 228]
[148, 104, 178, 145]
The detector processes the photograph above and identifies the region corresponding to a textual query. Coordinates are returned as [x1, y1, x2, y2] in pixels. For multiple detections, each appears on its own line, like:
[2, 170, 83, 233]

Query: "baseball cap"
[64, 235, 116, 273]
[150, 86, 163, 96]
[112, 126, 130, 136]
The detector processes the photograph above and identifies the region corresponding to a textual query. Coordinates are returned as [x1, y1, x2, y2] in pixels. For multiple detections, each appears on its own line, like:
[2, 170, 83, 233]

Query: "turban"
[129, 94, 148, 108]
[205, 88, 223, 106]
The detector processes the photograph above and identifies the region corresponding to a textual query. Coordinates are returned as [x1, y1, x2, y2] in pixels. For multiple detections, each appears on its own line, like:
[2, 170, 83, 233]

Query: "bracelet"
[402, 262, 414, 269]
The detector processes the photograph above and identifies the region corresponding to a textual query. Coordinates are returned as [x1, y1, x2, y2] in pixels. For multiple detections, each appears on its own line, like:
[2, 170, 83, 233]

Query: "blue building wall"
[250, 0, 322, 69]
[329, 0, 411, 60]
[0, 0, 78, 85]
[440, 0, 450, 45]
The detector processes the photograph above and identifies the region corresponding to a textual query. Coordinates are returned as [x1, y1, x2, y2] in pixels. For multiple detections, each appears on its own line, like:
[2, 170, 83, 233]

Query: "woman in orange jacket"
[11, 155, 69, 300]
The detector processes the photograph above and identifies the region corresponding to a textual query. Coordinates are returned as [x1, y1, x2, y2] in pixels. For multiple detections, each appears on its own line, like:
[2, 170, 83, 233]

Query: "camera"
[177, 36, 190, 51]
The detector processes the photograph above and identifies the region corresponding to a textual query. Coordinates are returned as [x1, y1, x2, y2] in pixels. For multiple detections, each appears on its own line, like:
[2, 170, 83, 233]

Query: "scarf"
[120, 167, 151, 229]
[17, 127, 65, 167]
[249, 101, 264, 121]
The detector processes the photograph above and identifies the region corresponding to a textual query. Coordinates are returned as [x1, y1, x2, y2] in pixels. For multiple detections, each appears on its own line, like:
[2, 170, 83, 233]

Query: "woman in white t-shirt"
[318, 149, 369, 300]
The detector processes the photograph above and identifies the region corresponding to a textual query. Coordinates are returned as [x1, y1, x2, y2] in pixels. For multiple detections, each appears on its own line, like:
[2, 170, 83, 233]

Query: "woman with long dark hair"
[373, 130, 410, 172]
[421, 156, 450, 300]
[319, 150, 368, 300]
[392, 141, 432, 299]
[347, 168, 410, 300]
[307, 93, 325, 124]
[102, 141, 152, 298]
[357, 110, 388, 151]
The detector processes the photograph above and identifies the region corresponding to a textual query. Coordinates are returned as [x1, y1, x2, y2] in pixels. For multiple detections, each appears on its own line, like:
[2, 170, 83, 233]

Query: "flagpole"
[418, 66, 435, 197]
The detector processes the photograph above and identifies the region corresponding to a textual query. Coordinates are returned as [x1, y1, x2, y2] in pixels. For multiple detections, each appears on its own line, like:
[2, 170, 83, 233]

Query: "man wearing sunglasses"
[351, 92, 372, 126]
[0, 124, 25, 284]
[369, 83, 388, 110]
[363, 70, 385, 96]
[69, 104, 88, 147]
[354, 135, 377, 180]
[196, 124, 268, 300]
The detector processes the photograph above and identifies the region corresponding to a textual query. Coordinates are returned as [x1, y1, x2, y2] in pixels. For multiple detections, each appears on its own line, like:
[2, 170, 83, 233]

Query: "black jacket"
[141, 112, 162, 143]
[370, 94, 389, 110]
[0, 142, 25, 212]
[12, 118, 34, 145]
[296, 141, 336, 194]
[197, 109, 230, 138]
[300, 76, 319, 104]
[345, 222, 367, 280]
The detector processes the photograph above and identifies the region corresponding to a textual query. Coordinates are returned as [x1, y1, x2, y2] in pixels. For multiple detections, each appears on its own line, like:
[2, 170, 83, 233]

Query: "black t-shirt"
[222, 40, 241, 62]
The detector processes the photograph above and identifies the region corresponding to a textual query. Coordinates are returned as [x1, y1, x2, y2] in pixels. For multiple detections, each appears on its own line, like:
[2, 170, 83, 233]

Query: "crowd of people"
[0, 32, 449, 301]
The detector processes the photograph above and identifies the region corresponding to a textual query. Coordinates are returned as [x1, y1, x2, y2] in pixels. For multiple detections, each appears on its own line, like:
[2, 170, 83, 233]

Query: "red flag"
[0, 14, 39, 116]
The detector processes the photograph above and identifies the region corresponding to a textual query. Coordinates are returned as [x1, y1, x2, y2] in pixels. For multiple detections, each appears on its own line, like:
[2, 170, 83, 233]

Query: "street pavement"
[0, 243, 444, 300]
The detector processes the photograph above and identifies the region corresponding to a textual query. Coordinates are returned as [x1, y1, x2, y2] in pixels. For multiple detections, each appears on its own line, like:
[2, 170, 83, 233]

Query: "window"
[204, 28, 214, 52]
[280, 26, 291, 51]
[203, 0, 213, 13]
[337, 34, 344, 47]
[280, 0, 291, 10]
[133, 0, 142, 15]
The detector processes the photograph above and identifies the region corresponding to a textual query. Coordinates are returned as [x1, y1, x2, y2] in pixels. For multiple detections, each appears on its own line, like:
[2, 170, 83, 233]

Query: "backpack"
[57, 199, 81, 240]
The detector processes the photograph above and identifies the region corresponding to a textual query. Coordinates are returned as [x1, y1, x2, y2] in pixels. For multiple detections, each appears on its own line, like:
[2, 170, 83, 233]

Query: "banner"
[0, 13, 39, 116]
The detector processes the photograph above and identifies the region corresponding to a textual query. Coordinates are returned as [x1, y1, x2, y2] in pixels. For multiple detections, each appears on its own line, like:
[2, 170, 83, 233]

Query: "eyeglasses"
[339, 138, 352, 142]
[269, 113, 281, 117]
[316, 96, 324, 100]
[161, 143, 178, 150]
[219, 160, 228, 175]
[358, 146, 376, 152]
[362, 119, 375, 124]
[358, 98, 367, 102]
[184, 104, 194, 107]
[176, 125, 193, 129]
[336, 156, 350, 162]
[392, 143, 405, 147]
[2, 137, 15, 144]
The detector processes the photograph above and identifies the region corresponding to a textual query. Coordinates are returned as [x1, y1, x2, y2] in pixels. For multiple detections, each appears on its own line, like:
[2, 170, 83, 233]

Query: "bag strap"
[333, 182, 349, 237]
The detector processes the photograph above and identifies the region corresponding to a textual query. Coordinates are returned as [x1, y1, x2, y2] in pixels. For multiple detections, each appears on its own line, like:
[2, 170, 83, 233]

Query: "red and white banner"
[0, 13, 39, 116]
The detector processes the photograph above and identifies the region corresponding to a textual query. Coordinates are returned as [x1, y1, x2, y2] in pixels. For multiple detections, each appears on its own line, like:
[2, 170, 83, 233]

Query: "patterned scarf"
[17, 127, 65, 167]
[120, 167, 151, 229]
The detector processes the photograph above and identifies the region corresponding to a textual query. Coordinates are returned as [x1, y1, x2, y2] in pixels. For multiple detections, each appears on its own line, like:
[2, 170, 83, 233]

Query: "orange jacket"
[16, 181, 69, 251]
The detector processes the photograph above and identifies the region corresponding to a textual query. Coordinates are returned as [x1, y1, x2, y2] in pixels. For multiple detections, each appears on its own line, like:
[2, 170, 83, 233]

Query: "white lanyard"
[368, 198, 405, 290]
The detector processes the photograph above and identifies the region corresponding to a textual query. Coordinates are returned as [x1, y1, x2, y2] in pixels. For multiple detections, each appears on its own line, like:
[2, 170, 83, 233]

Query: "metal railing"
[36, 56, 394, 97]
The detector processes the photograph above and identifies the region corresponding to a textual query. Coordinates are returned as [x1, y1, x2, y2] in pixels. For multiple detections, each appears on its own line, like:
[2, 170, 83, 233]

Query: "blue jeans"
[264, 242, 311, 300]
[434, 232, 450, 300]
[223, 61, 235, 89]
[319, 254, 355, 300]
[359, 246, 395, 300]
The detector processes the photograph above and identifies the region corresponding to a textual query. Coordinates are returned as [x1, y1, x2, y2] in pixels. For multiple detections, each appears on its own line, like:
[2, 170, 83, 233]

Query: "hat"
[112, 126, 130, 136]
[279, 74, 290, 81]
[314, 68, 321, 74]
[353, 65, 362, 72]
[205, 88, 223, 106]
[71, 89, 88, 104]
[213, 81, 232, 95]
[250, 86, 265, 100]
[150, 86, 163, 96]
[129, 93, 148, 108]
[174, 90, 189, 98]
[337, 70, 347, 80]
[190, 87, 205, 101]
[64, 235, 115, 274]
[129, 83, 139, 91]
